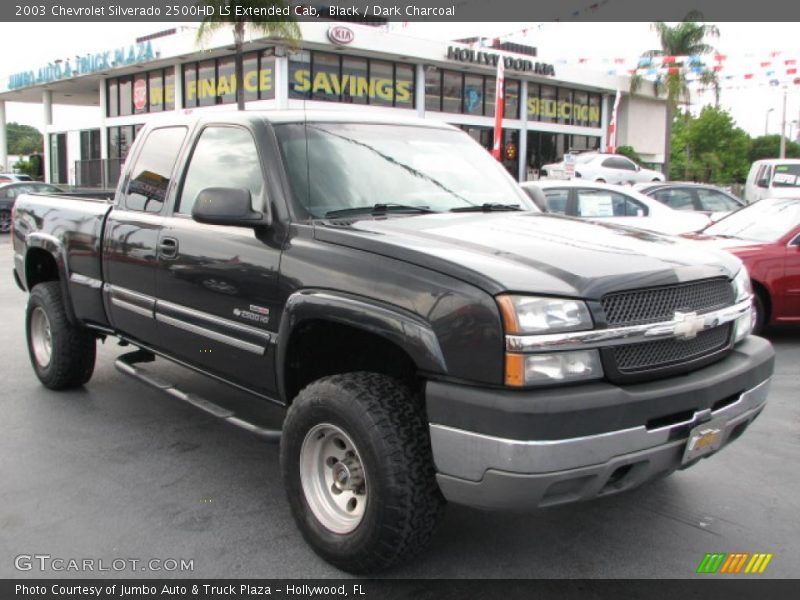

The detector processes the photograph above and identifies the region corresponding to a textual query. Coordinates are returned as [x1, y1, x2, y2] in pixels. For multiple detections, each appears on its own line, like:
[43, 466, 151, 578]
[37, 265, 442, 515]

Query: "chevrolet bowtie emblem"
[673, 311, 706, 340]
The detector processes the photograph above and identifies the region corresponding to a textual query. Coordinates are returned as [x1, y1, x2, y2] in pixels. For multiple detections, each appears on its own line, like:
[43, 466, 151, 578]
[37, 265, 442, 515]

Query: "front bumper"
[427, 336, 774, 510]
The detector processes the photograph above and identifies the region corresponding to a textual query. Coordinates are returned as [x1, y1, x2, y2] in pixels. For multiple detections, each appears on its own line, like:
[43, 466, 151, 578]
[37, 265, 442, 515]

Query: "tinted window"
[543, 189, 570, 214]
[653, 188, 695, 211]
[602, 157, 636, 171]
[178, 127, 263, 215]
[124, 127, 187, 213]
[577, 189, 646, 217]
[696, 189, 741, 211]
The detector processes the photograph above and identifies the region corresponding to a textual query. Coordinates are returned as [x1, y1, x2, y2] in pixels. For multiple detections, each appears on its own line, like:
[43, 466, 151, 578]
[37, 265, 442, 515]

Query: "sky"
[1, 21, 799, 140]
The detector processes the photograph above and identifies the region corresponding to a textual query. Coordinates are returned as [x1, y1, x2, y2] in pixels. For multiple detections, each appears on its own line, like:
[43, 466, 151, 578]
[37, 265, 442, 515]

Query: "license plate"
[682, 420, 725, 464]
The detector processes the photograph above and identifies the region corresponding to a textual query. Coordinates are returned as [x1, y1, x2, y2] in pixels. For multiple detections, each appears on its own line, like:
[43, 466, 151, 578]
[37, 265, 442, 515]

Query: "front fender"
[275, 289, 447, 402]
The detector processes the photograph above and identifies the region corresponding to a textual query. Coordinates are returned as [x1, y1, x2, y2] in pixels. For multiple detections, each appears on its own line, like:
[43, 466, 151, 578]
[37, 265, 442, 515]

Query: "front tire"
[280, 372, 445, 573]
[752, 292, 767, 335]
[26, 282, 96, 389]
[0, 209, 11, 234]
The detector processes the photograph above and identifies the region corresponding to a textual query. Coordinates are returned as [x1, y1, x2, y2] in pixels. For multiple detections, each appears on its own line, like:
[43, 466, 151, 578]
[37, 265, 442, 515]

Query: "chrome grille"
[612, 324, 732, 373]
[602, 278, 734, 327]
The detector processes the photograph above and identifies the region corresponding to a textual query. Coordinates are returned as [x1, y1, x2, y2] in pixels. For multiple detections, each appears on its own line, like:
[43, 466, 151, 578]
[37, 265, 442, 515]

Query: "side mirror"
[756, 178, 769, 188]
[191, 187, 265, 227]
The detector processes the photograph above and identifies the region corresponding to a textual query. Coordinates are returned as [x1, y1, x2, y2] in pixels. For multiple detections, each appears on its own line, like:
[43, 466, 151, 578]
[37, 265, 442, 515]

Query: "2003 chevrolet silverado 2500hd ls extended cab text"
[11, 112, 774, 573]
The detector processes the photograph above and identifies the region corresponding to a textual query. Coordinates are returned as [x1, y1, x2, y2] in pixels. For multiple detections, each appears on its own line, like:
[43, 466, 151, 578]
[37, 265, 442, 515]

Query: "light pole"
[765, 107, 774, 136]
[779, 89, 787, 159]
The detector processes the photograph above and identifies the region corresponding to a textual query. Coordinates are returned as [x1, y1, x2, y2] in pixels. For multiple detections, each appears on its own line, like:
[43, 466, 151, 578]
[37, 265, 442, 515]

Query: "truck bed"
[13, 192, 114, 327]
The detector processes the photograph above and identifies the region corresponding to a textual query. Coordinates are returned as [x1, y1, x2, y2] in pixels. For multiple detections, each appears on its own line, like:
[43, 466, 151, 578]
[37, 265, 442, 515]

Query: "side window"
[178, 126, 264, 215]
[543, 189, 569, 214]
[124, 126, 187, 213]
[696, 189, 740, 212]
[577, 189, 646, 217]
[601, 157, 617, 169]
[653, 188, 695, 211]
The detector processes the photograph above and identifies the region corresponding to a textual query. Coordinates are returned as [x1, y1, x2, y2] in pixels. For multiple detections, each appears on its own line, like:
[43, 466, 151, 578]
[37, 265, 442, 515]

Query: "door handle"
[159, 237, 179, 259]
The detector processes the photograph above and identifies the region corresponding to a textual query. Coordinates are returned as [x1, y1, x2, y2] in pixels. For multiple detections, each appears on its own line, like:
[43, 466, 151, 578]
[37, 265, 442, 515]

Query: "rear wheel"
[595, 178, 606, 183]
[26, 282, 96, 389]
[281, 372, 445, 573]
[0, 209, 11, 233]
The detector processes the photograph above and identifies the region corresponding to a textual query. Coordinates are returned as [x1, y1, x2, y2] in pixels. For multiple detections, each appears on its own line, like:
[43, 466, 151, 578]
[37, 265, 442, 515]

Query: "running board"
[114, 350, 282, 442]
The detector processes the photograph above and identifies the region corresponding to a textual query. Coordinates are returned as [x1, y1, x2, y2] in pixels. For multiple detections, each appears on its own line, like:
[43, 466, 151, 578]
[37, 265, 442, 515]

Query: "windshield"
[771, 164, 800, 187]
[706, 198, 800, 242]
[275, 123, 535, 218]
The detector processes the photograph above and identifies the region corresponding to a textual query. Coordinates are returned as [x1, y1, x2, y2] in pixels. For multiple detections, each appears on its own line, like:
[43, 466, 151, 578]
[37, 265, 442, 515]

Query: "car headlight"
[497, 295, 593, 334]
[505, 350, 603, 387]
[732, 267, 752, 302]
[731, 267, 754, 343]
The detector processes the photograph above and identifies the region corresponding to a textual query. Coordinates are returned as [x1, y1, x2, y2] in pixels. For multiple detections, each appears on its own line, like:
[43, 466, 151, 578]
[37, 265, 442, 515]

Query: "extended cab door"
[154, 124, 283, 397]
[103, 126, 188, 345]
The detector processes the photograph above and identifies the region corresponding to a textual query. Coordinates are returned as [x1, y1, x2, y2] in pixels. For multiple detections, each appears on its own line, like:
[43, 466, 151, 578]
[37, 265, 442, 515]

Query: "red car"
[688, 198, 800, 333]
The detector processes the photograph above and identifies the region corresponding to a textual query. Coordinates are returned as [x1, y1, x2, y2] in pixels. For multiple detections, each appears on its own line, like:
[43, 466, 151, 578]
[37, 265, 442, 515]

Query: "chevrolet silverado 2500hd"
[12, 112, 774, 573]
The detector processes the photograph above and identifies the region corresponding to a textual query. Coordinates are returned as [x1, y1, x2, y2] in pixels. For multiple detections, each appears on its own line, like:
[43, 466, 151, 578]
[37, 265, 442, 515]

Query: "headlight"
[497, 295, 593, 334]
[732, 267, 752, 302]
[505, 350, 603, 387]
[731, 267, 754, 343]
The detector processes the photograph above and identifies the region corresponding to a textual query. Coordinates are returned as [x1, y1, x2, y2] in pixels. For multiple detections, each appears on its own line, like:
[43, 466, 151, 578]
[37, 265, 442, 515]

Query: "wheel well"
[752, 279, 771, 322]
[25, 248, 59, 289]
[283, 320, 418, 403]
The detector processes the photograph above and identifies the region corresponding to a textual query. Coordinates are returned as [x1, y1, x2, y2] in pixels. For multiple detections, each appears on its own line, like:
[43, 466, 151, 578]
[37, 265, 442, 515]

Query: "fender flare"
[24, 232, 78, 324]
[275, 289, 447, 402]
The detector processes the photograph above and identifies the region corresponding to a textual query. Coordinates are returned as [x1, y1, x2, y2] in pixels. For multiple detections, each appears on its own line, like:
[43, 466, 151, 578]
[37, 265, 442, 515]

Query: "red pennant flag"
[744, 73, 754, 79]
[667, 66, 680, 74]
[760, 62, 771, 68]
[713, 65, 723, 72]
[661, 56, 676, 64]
[785, 59, 797, 65]
[578, 58, 589, 64]
[491, 58, 505, 161]
[788, 68, 798, 75]
[614, 58, 625, 64]
[714, 54, 727, 62]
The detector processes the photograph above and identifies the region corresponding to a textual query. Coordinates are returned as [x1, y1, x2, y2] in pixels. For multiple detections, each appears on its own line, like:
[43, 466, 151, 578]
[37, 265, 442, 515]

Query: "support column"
[275, 50, 288, 109]
[518, 80, 528, 182]
[173, 61, 183, 113]
[43, 91, 53, 183]
[0, 101, 7, 173]
[415, 64, 425, 118]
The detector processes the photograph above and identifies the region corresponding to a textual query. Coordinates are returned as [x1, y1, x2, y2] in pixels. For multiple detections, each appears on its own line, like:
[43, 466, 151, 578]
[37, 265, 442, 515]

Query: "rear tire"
[595, 178, 606, 183]
[280, 372, 445, 573]
[0, 209, 11, 234]
[26, 282, 96, 389]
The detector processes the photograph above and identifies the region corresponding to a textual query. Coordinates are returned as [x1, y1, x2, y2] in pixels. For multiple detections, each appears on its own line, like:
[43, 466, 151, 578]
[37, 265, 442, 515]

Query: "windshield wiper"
[324, 203, 435, 218]
[449, 203, 522, 213]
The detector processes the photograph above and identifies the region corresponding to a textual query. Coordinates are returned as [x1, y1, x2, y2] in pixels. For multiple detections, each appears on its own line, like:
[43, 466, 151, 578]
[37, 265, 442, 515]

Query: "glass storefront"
[526, 84, 602, 128]
[182, 50, 276, 107]
[107, 67, 175, 117]
[525, 132, 602, 176]
[289, 50, 414, 108]
[425, 66, 520, 118]
[460, 126, 519, 179]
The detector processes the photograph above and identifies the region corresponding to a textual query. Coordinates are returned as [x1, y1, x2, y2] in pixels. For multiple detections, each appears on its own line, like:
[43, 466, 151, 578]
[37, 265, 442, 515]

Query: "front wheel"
[26, 281, 97, 389]
[752, 292, 767, 335]
[280, 372, 445, 573]
[0, 209, 11, 234]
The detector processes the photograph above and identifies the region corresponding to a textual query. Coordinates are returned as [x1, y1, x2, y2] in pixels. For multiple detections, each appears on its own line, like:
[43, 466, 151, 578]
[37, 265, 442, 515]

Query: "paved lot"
[0, 234, 798, 579]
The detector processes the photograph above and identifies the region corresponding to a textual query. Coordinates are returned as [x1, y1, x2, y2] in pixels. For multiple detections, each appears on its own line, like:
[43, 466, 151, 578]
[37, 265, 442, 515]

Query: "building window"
[425, 66, 441, 111]
[80, 129, 101, 160]
[504, 79, 520, 119]
[107, 124, 143, 161]
[289, 49, 415, 108]
[106, 67, 175, 117]
[527, 85, 602, 128]
[441, 70, 462, 113]
[183, 50, 275, 108]
[424, 67, 519, 118]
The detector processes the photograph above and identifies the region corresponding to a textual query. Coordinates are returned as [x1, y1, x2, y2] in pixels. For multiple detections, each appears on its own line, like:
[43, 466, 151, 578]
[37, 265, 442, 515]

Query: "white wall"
[617, 95, 667, 164]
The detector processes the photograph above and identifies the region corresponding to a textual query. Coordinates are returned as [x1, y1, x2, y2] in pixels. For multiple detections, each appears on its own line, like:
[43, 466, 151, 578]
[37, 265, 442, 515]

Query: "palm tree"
[196, 0, 301, 111]
[630, 12, 719, 178]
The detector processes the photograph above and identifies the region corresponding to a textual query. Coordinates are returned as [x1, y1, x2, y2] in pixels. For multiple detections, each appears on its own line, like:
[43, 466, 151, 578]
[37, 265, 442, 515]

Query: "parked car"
[521, 179, 709, 235]
[744, 159, 800, 203]
[0, 173, 34, 183]
[686, 197, 800, 333]
[634, 182, 745, 222]
[540, 152, 665, 184]
[0, 182, 62, 233]
[12, 112, 772, 573]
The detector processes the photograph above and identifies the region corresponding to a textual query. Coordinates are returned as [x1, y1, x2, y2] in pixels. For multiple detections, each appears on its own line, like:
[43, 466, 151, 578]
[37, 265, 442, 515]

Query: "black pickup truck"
[12, 112, 774, 573]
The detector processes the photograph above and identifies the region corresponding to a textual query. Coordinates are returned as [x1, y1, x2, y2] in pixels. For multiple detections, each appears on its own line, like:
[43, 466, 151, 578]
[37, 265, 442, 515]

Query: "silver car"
[540, 152, 665, 185]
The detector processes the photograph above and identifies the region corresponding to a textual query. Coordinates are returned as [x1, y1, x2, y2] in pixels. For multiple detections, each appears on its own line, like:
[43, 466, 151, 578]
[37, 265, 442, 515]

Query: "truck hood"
[314, 212, 741, 298]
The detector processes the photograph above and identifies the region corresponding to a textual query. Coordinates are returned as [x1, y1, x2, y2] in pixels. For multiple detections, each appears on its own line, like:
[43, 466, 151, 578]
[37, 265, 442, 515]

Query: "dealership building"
[0, 22, 668, 187]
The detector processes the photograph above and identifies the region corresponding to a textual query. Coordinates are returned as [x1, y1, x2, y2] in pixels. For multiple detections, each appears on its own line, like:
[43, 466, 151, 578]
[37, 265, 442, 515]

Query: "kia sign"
[133, 78, 147, 110]
[327, 26, 354, 46]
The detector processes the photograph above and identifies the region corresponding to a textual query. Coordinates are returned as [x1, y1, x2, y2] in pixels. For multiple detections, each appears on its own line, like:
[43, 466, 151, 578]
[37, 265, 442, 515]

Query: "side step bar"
[114, 350, 282, 443]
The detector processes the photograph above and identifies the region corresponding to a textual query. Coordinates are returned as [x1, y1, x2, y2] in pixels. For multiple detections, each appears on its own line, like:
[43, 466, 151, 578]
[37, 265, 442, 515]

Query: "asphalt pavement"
[1, 234, 798, 579]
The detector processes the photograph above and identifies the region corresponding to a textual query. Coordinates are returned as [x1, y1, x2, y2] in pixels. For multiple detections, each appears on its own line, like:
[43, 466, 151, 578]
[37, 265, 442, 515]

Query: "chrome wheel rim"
[300, 423, 368, 534]
[0, 210, 10, 233]
[30, 306, 53, 368]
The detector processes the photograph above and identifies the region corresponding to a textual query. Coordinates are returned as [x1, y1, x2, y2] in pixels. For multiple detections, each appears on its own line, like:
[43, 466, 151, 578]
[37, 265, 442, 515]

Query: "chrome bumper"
[430, 377, 770, 510]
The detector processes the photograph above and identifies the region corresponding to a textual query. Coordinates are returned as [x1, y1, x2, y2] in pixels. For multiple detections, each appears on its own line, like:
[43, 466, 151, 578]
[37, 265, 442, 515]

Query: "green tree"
[631, 12, 719, 177]
[748, 135, 800, 162]
[669, 107, 751, 183]
[5, 122, 43, 154]
[196, 0, 300, 111]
